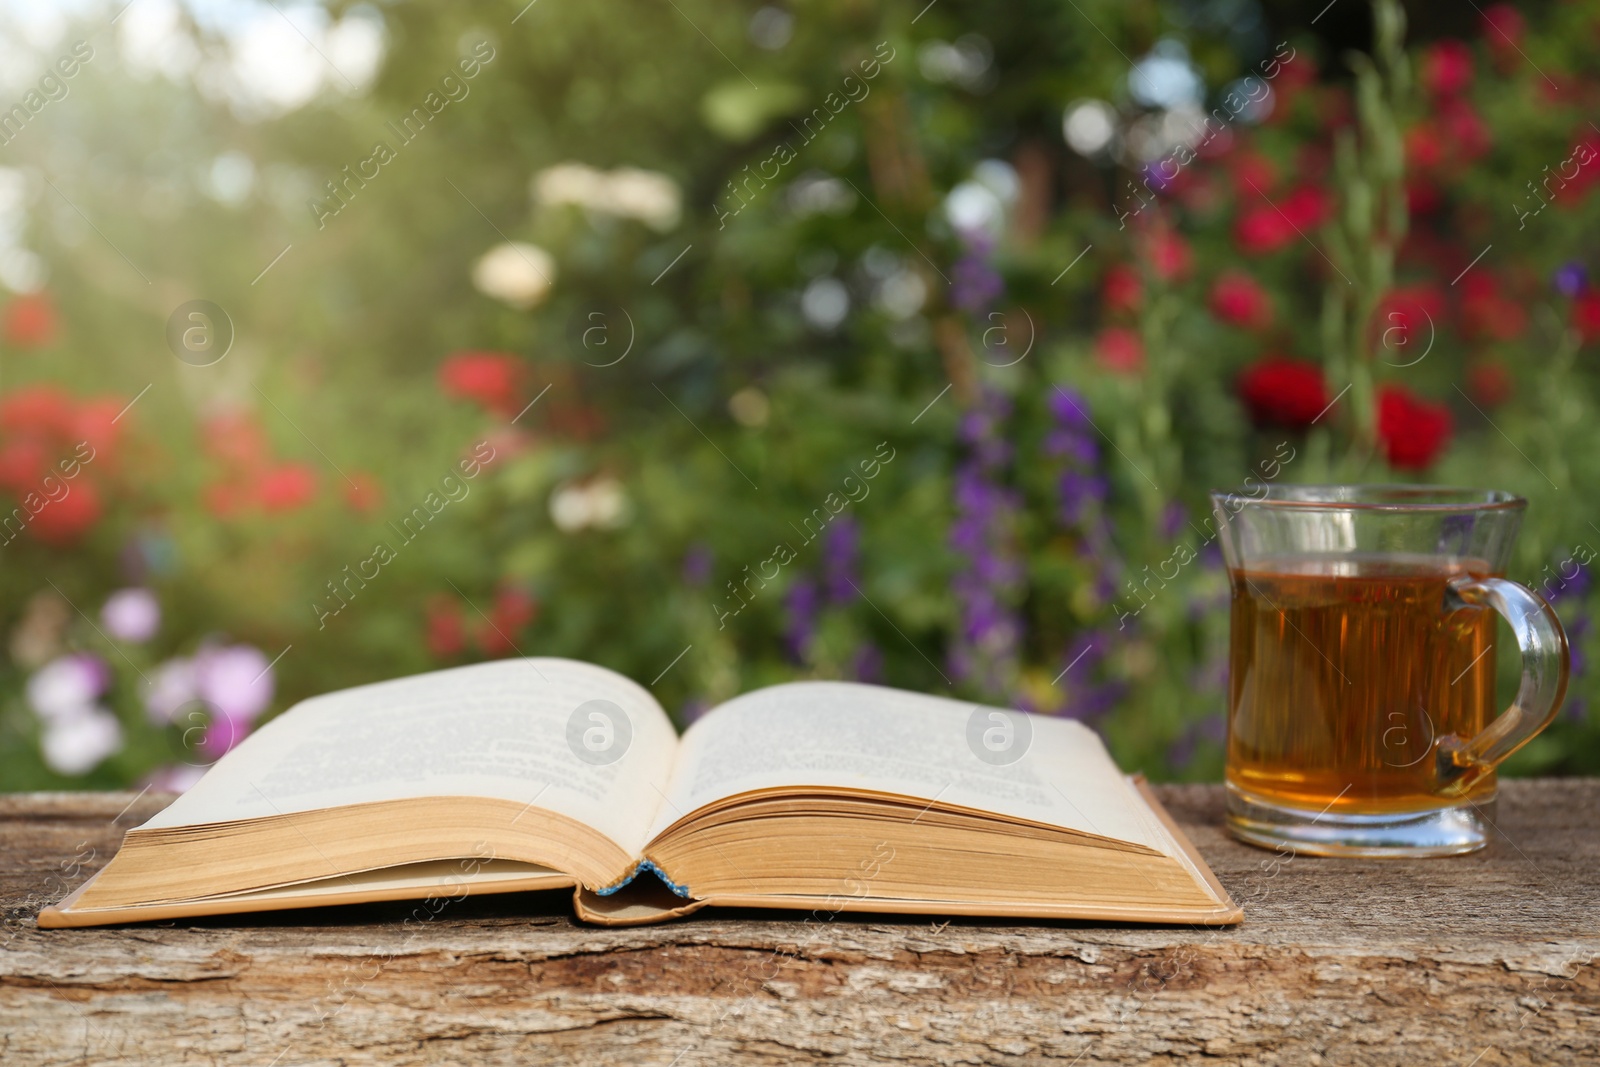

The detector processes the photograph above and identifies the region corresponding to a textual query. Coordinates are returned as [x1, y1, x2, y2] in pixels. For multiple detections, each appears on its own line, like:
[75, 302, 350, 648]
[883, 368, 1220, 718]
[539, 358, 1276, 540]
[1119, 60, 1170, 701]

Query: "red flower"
[0, 385, 74, 440]
[1439, 99, 1491, 164]
[1467, 362, 1513, 408]
[1101, 264, 1141, 315]
[439, 351, 525, 418]
[1406, 124, 1445, 171]
[1280, 186, 1330, 228]
[1458, 272, 1527, 342]
[1234, 185, 1328, 254]
[1238, 356, 1329, 430]
[1093, 328, 1143, 375]
[0, 438, 49, 493]
[425, 596, 467, 659]
[1421, 40, 1473, 98]
[343, 471, 383, 514]
[72, 397, 125, 458]
[1406, 179, 1443, 217]
[1234, 205, 1294, 254]
[1266, 48, 1318, 123]
[1377, 386, 1453, 471]
[3, 293, 58, 349]
[1375, 285, 1445, 354]
[202, 410, 270, 470]
[1574, 291, 1600, 343]
[1231, 152, 1278, 199]
[203, 482, 247, 519]
[492, 585, 538, 632]
[474, 587, 537, 657]
[1480, 4, 1524, 58]
[255, 463, 317, 512]
[1209, 271, 1273, 331]
[29, 479, 101, 545]
[1141, 226, 1192, 281]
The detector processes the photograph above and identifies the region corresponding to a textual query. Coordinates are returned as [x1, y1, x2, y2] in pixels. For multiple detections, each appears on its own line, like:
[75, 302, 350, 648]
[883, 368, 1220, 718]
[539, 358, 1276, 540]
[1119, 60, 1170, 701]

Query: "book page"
[140, 659, 677, 857]
[648, 681, 1166, 853]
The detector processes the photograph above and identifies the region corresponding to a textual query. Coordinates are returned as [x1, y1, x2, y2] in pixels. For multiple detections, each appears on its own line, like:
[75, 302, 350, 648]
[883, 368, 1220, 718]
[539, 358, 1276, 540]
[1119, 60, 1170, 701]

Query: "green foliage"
[1, 0, 1598, 790]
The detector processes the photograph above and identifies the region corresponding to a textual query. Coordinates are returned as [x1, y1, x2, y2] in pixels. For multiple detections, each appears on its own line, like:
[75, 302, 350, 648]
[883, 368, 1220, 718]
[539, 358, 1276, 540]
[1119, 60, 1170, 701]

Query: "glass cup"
[1210, 485, 1569, 857]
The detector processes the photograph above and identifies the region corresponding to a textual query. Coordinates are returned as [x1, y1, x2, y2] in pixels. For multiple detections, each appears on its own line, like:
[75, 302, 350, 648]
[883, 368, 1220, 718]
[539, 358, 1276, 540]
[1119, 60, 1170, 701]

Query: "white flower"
[41, 706, 123, 776]
[533, 162, 607, 206]
[26, 655, 107, 723]
[801, 277, 850, 331]
[877, 270, 927, 321]
[532, 162, 681, 231]
[472, 242, 556, 309]
[145, 658, 198, 725]
[549, 477, 629, 532]
[144, 763, 207, 793]
[602, 168, 681, 230]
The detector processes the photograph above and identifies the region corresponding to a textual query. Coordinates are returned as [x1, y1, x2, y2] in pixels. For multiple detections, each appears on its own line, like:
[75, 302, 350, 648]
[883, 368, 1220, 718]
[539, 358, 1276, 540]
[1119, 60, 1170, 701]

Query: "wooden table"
[3, 781, 1596, 1066]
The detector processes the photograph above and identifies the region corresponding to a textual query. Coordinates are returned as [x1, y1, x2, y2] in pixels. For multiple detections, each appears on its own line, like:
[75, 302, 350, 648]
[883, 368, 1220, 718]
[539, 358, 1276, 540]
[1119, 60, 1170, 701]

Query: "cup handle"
[1434, 576, 1570, 796]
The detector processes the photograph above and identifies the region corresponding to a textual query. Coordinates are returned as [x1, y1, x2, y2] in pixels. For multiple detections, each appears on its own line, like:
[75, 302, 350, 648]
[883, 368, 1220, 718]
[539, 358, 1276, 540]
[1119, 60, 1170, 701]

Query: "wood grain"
[2, 781, 1596, 1065]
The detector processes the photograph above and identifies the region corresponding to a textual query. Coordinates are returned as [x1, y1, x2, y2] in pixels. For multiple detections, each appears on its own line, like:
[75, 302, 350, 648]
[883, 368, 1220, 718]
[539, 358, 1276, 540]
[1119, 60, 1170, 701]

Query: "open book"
[40, 659, 1240, 928]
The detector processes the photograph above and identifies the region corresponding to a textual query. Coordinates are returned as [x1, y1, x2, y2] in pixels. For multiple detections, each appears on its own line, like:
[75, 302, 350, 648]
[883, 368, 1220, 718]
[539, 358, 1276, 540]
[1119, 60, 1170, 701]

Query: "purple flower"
[947, 392, 1025, 693]
[1166, 714, 1226, 771]
[822, 516, 861, 604]
[1160, 501, 1188, 541]
[1045, 428, 1099, 466]
[1554, 262, 1588, 298]
[101, 588, 161, 643]
[783, 578, 820, 663]
[852, 644, 884, 683]
[194, 644, 275, 724]
[1142, 161, 1174, 194]
[950, 231, 1004, 314]
[681, 544, 714, 586]
[1548, 562, 1592, 605]
[1059, 470, 1108, 525]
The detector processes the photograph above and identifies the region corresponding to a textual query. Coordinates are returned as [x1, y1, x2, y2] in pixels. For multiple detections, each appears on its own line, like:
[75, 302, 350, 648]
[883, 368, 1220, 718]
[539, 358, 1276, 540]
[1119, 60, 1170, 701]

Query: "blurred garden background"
[1, 0, 1598, 791]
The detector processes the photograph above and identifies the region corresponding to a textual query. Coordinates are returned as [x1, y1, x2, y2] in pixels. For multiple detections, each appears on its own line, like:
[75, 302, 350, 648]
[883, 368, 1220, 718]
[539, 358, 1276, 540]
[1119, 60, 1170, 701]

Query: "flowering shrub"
[2, 0, 1599, 789]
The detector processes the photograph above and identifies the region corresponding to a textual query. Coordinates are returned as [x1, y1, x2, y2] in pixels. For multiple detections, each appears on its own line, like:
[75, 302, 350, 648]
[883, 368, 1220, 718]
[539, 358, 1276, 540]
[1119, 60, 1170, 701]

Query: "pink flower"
[102, 588, 160, 643]
[145, 658, 198, 725]
[194, 644, 275, 724]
